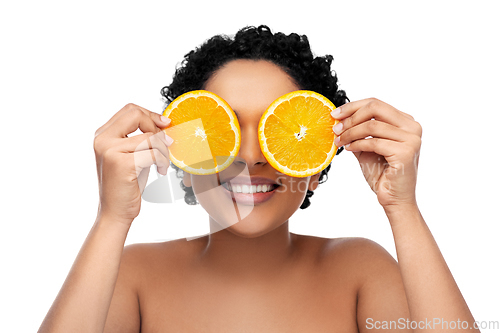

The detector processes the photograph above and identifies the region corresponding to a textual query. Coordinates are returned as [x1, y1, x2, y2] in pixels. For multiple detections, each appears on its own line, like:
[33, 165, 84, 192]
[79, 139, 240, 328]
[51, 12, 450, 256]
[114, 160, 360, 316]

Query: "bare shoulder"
[323, 237, 395, 262]
[104, 238, 205, 332]
[317, 236, 409, 321]
[123, 237, 196, 257]
[297, 234, 395, 263]
[121, 236, 207, 272]
[295, 235, 399, 285]
[322, 237, 399, 275]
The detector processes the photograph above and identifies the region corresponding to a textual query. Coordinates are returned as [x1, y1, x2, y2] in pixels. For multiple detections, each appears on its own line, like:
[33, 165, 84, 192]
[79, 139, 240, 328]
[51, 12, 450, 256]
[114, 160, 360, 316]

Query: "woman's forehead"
[204, 59, 299, 117]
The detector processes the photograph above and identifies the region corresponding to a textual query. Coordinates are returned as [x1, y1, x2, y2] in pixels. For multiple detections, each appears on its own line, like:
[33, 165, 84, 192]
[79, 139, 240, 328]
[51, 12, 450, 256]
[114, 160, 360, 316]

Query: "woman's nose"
[234, 127, 267, 169]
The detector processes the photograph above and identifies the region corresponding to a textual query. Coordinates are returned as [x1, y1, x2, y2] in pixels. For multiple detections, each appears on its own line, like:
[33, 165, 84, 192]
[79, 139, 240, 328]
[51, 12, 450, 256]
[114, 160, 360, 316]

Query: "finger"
[96, 103, 171, 137]
[330, 99, 375, 119]
[121, 132, 173, 160]
[123, 131, 174, 167]
[104, 107, 164, 138]
[331, 98, 413, 131]
[334, 98, 417, 123]
[345, 137, 400, 158]
[335, 119, 413, 148]
[399, 110, 415, 120]
[343, 99, 415, 122]
[131, 104, 172, 129]
[95, 103, 145, 136]
[133, 148, 171, 177]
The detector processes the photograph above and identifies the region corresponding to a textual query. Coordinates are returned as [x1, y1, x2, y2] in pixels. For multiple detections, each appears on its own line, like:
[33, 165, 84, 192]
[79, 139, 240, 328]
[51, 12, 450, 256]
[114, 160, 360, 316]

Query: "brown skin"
[39, 60, 478, 333]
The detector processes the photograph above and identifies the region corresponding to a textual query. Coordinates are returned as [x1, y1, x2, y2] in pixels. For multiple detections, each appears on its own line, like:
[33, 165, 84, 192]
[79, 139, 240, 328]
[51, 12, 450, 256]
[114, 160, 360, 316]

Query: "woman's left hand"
[331, 98, 422, 211]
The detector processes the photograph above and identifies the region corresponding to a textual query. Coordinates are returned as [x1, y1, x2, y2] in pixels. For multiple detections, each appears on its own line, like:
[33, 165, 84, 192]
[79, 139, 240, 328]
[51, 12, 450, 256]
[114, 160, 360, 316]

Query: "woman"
[39, 26, 478, 332]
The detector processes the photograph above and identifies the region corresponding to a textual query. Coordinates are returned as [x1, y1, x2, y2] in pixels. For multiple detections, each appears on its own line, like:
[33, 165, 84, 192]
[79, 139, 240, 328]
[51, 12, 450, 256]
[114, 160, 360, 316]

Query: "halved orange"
[258, 90, 340, 177]
[162, 90, 240, 175]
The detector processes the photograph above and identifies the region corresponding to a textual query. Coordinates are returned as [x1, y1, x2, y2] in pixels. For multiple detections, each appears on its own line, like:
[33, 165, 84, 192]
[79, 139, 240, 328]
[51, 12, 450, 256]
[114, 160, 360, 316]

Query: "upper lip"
[220, 176, 281, 186]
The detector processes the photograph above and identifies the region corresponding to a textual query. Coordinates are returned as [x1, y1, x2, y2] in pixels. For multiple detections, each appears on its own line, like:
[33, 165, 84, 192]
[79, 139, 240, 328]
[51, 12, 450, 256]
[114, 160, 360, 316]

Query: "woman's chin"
[209, 215, 283, 239]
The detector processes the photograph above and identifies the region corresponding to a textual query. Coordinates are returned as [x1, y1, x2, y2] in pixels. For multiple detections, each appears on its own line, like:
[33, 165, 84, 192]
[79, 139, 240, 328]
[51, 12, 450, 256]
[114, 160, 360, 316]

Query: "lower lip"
[221, 185, 279, 205]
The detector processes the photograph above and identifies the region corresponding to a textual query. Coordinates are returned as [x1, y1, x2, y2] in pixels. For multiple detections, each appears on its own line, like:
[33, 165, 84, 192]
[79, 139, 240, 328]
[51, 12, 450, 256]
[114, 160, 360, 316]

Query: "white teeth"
[223, 183, 276, 193]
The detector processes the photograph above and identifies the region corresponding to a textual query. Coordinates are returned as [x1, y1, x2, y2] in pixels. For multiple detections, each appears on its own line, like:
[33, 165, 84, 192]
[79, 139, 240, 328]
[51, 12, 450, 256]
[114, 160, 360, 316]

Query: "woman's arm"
[332, 98, 478, 332]
[386, 204, 478, 331]
[38, 216, 130, 333]
[38, 104, 173, 332]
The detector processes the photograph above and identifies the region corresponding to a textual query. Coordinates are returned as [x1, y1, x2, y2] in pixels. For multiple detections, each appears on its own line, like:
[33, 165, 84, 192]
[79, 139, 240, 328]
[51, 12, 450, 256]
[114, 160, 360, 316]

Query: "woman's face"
[183, 59, 321, 238]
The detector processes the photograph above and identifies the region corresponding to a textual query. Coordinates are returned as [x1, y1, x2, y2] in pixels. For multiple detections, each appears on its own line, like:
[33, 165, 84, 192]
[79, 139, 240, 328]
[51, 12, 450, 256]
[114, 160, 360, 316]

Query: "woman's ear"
[182, 171, 192, 187]
[308, 173, 321, 191]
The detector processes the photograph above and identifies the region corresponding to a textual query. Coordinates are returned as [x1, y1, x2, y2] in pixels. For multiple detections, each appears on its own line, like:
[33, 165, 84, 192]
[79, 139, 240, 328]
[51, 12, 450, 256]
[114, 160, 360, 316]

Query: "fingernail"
[334, 136, 341, 146]
[330, 107, 341, 118]
[332, 122, 343, 135]
[164, 133, 174, 146]
[160, 116, 171, 124]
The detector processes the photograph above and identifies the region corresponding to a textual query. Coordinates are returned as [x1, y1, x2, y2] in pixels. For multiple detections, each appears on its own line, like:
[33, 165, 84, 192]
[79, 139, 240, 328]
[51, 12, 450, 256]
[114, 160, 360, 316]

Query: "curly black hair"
[161, 25, 349, 209]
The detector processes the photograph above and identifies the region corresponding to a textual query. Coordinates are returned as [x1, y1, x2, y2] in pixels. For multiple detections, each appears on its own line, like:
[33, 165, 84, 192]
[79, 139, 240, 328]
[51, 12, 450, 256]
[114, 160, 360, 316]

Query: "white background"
[1, 0, 499, 331]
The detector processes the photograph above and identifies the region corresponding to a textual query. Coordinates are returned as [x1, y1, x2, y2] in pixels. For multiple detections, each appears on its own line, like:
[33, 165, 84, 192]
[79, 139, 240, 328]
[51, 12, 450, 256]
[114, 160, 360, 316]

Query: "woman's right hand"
[93, 103, 173, 226]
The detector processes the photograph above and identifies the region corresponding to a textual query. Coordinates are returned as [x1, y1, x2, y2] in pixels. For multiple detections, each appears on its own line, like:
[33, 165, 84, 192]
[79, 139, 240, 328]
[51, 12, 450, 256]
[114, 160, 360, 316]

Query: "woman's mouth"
[221, 182, 281, 205]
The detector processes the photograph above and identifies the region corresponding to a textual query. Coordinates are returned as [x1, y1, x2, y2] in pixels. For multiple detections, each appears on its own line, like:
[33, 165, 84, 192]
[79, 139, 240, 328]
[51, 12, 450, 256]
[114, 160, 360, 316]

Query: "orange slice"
[162, 90, 240, 175]
[258, 90, 339, 177]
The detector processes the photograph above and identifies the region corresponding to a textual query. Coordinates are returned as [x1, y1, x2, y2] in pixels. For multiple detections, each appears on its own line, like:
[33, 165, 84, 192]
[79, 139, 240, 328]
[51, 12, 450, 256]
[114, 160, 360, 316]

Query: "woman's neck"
[198, 218, 298, 281]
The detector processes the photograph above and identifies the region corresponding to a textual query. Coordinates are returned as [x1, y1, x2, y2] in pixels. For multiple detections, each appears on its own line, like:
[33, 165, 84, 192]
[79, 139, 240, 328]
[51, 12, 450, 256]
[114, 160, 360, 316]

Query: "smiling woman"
[37, 25, 480, 333]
